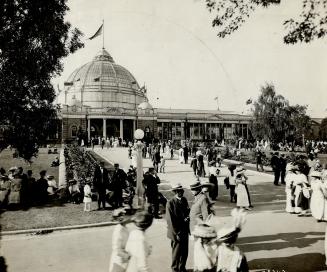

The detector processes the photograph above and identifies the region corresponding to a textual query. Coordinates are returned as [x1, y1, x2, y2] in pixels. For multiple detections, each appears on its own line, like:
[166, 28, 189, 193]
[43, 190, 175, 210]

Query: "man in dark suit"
[143, 168, 161, 218]
[183, 145, 189, 164]
[110, 163, 127, 208]
[93, 161, 110, 210]
[166, 184, 190, 272]
[279, 153, 287, 185]
[271, 152, 281, 186]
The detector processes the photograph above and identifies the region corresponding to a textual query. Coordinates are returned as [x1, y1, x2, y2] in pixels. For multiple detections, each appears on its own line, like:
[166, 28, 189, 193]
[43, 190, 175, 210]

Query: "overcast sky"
[52, 0, 327, 117]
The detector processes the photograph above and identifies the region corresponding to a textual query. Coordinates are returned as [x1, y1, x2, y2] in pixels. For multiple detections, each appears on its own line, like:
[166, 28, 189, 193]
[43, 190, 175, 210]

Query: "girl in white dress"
[83, 181, 92, 212]
[178, 148, 184, 164]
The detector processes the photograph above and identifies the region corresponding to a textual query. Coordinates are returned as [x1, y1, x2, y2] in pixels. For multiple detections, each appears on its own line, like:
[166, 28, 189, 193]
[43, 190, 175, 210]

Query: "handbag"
[224, 177, 230, 189]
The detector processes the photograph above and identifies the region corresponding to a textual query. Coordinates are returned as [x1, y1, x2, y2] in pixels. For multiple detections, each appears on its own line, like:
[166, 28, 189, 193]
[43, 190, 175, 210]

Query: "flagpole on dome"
[102, 19, 105, 49]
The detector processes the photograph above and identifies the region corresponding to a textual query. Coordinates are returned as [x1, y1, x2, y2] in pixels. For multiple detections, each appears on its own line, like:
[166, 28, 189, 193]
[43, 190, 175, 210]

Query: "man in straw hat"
[166, 183, 190, 272]
[189, 181, 214, 232]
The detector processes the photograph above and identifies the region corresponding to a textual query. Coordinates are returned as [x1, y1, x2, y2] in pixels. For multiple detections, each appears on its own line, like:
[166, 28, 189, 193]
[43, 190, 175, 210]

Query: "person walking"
[159, 156, 166, 173]
[271, 152, 281, 186]
[284, 164, 297, 213]
[152, 148, 161, 173]
[310, 170, 326, 221]
[227, 164, 237, 203]
[208, 161, 219, 200]
[197, 153, 206, 177]
[190, 155, 198, 176]
[83, 180, 92, 212]
[256, 149, 264, 172]
[183, 145, 189, 164]
[189, 181, 214, 232]
[110, 163, 127, 208]
[125, 211, 154, 272]
[166, 184, 190, 272]
[93, 161, 110, 210]
[143, 168, 161, 218]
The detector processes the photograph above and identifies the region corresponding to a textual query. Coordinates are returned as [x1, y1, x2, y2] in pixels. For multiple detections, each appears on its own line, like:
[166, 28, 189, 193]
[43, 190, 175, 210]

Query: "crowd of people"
[0, 167, 58, 209]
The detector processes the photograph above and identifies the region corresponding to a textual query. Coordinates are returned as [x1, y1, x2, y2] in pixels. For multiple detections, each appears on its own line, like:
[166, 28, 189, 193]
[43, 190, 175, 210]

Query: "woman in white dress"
[235, 167, 251, 210]
[310, 171, 326, 221]
[125, 211, 153, 272]
[293, 168, 310, 215]
[178, 147, 184, 164]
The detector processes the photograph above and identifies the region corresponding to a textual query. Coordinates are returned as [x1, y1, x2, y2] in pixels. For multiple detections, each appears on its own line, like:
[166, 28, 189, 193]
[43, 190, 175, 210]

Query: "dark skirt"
[209, 175, 218, 200]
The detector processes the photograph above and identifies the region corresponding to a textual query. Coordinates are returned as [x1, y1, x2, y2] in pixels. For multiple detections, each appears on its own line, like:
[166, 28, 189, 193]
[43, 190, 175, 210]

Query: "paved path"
[2, 147, 327, 272]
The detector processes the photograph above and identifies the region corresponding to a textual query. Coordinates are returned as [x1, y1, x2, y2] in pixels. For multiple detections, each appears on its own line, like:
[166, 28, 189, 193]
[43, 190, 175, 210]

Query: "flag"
[88, 24, 103, 40]
[246, 98, 252, 105]
[214, 96, 218, 101]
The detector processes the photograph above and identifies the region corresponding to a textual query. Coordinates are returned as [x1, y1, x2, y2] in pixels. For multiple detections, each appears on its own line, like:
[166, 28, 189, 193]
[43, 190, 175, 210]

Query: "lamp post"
[134, 128, 145, 209]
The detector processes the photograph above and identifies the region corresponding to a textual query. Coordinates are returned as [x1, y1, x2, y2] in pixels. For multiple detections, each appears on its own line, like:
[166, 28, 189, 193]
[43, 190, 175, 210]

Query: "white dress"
[125, 229, 151, 272]
[311, 179, 327, 220]
[293, 173, 309, 213]
[108, 224, 130, 272]
[236, 177, 250, 208]
[83, 184, 92, 203]
[178, 148, 184, 163]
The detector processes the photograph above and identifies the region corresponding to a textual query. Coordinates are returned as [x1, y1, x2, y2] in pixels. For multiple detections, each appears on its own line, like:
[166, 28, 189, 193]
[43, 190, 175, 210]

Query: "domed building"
[58, 48, 252, 143]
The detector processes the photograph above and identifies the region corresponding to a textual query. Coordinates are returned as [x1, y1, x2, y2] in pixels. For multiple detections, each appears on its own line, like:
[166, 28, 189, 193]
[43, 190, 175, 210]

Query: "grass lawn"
[0, 148, 59, 181]
[0, 203, 118, 231]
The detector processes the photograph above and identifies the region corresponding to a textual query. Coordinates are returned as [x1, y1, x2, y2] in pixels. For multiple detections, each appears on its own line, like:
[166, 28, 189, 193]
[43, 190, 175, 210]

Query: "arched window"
[71, 125, 78, 137]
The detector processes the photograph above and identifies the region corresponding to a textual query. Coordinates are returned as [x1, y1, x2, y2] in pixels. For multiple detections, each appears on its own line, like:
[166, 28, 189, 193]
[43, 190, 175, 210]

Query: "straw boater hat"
[47, 175, 54, 180]
[310, 171, 322, 178]
[190, 181, 202, 191]
[236, 166, 246, 174]
[8, 166, 18, 172]
[171, 183, 184, 191]
[192, 223, 217, 239]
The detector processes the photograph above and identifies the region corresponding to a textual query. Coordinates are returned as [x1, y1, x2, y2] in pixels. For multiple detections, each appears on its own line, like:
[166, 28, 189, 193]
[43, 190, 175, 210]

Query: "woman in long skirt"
[310, 171, 326, 221]
[294, 169, 310, 215]
[285, 164, 297, 213]
[235, 167, 251, 210]
[208, 161, 219, 200]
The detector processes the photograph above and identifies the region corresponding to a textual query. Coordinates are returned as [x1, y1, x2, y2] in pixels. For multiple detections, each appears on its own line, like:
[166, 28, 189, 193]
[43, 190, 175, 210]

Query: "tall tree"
[203, 0, 327, 44]
[0, 0, 84, 161]
[250, 83, 311, 145]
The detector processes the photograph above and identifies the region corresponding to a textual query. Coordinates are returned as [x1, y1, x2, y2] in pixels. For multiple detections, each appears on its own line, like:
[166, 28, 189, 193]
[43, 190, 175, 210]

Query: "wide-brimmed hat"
[171, 183, 184, 191]
[190, 181, 202, 190]
[236, 166, 245, 173]
[310, 171, 322, 178]
[133, 211, 153, 230]
[192, 223, 217, 238]
[47, 175, 54, 179]
[8, 166, 18, 172]
[217, 226, 240, 242]
[200, 180, 214, 187]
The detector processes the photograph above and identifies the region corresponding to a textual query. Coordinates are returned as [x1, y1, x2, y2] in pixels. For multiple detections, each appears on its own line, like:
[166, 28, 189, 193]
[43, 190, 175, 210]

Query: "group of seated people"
[0, 166, 59, 209]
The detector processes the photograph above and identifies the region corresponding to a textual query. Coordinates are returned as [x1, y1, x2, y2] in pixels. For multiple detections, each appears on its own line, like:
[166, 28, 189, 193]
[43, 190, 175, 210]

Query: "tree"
[319, 118, 327, 139]
[250, 83, 311, 145]
[203, 0, 327, 44]
[0, 0, 84, 161]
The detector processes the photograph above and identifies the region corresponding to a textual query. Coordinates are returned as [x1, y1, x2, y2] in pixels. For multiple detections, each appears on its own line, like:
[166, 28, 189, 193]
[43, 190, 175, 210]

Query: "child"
[216, 208, 249, 272]
[83, 180, 92, 212]
[160, 156, 166, 173]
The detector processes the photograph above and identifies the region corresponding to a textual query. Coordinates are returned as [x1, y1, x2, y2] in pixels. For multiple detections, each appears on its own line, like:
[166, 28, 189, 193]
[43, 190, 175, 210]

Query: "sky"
[52, 0, 327, 118]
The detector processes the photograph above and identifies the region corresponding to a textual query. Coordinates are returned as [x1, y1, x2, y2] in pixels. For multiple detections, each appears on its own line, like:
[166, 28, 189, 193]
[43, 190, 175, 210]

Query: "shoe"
[245, 207, 252, 211]
[249, 205, 254, 208]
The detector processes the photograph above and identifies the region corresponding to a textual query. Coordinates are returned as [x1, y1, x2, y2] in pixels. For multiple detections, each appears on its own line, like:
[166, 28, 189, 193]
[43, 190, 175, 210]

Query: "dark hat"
[100, 161, 105, 166]
[190, 181, 202, 190]
[40, 170, 47, 176]
[114, 163, 119, 167]
[133, 211, 153, 230]
[47, 175, 54, 180]
[148, 167, 155, 172]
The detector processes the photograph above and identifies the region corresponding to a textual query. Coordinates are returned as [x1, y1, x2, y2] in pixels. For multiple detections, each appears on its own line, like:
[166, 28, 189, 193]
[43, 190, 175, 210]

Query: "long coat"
[143, 174, 160, 203]
[111, 169, 127, 192]
[93, 167, 110, 193]
[166, 196, 190, 241]
[190, 193, 212, 232]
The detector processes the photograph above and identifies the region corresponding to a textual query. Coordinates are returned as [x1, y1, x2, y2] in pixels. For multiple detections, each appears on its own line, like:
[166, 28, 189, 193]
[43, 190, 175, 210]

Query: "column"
[120, 119, 124, 139]
[133, 120, 136, 133]
[246, 124, 249, 139]
[103, 118, 107, 139]
[204, 123, 207, 140]
[87, 119, 91, 141]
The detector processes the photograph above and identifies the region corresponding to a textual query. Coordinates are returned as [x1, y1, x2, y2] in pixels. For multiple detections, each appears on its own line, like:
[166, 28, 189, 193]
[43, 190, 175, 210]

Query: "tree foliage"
[250, 83, 311, 145]
[319, 118, 327, 140]
[203, 0, 327, 44]
[0, 0, 84, 161]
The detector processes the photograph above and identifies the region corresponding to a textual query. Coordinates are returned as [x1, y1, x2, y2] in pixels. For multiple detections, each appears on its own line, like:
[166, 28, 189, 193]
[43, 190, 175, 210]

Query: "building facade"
[57, 49, 252, 143]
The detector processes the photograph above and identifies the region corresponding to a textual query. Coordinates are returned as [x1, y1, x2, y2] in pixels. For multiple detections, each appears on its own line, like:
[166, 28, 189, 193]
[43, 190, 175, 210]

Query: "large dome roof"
[59, 49, 146, 110]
